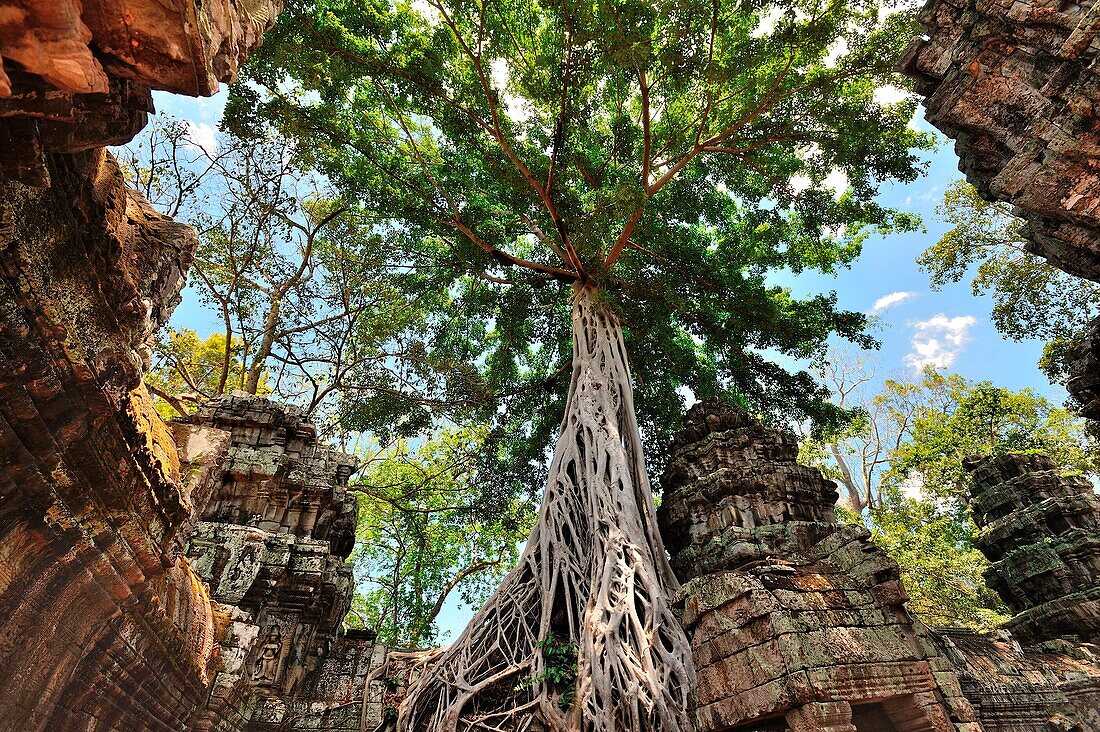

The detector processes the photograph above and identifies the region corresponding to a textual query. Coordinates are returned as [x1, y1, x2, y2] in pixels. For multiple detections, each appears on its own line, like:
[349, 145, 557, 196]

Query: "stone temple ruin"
[3, 0, 1100, 729]
[660, 402, 1100, 732]
[658, 404, 979, 732]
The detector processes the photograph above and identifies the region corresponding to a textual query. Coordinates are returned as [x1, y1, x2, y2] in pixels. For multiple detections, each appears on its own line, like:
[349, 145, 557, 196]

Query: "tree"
[890, 370, 1097, 501]
[918, 180, 1100, 382]
[349, 426, 534, 648]
[810, 366, 1096, 629]
[226, 0, 930, 727]
[120, 120, 465, 434]
[801, 349, 921, 512]
[145, 329, 264, 418]
[869, 486, 1007, 630]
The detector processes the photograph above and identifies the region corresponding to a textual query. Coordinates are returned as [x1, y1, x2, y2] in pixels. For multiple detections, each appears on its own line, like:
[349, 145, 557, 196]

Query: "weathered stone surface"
[247, 635, 428, 732]
[660, 400, 978, 731]
[965, 453, 1100, 645]
[932, 628, 1100, 732]
[899, 0, 1100, 282]
[1066, 315, 1100, 420]
[182, 394, 359, 719]
[0, 0, 283, 183]
[660, 403, 1100, 732]
[0, 148, 229, 732]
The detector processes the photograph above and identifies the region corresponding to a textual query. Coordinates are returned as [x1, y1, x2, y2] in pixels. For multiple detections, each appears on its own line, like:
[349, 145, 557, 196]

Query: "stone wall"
[0, 0, 283, 183]
[659, 401, 1100, 732]
[932, 628, 1100, 731]
[900, 0, 1100, 282]
[1066, 315, 1100, 420]
[658, 401, 980, 732]
[0, 148, 229, 732]
[180, 393, 360, 730]
[918, 452, 1100, 731]
[964, 453, 1100, 645]
[0, 2, 313, 730]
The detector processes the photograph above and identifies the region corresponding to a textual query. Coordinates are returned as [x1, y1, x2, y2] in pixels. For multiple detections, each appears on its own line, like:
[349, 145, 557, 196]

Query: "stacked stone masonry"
[0, 0, 283, 184]
[900, 0, 1100, 282]
[964, 453, 1100, 645]
[923, 452, 1100, 731]
[1065, 315, 1100, 421]
[658, 400, 981, 732]
[179, 393, 371, 732]
[658, 400, 1100, 732]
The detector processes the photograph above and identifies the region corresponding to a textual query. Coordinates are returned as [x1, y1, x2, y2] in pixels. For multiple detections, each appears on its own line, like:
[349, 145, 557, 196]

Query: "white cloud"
[899, 472, 924, 500]
[824, 38, 849, 68]
[869, 290, 915, 314]
[490, 58, 510, 90]
[789, 174, 812, 194]
[489, 58, 531, 125]
[184, 121, 219, 154]
[904, 314, 977, 370]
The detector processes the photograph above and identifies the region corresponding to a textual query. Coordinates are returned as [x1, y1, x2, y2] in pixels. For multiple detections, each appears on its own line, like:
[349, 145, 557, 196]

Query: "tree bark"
[245, 298, 281, 394]
[399, 288, 694, 732]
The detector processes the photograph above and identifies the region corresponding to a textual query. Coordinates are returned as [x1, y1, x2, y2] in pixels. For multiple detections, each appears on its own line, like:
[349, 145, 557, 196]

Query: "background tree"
[870, 486, 1007, 630]
[807, 366, 1096, 629]
[348, 426, 533, 648]
[145, 330, 263, 418]
[889, 369, 1097, 501]
[226, 0, 931, 727]
[800, 349, 921, 511]
[120, 120, 469, 436]
[918, 180, 1100, 382]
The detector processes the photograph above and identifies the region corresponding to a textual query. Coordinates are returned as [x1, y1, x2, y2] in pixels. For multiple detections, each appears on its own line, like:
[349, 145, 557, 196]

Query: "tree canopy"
[348, 426, 533, 647]
[889, 369, 1097, 501]
[145, 330, 266, 418]
[225, 0, 932, 494]
[120, 120, 479, 436]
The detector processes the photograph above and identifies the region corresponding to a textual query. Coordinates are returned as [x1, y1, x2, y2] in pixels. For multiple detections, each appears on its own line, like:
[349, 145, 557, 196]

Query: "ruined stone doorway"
[852, 703, 899, 731]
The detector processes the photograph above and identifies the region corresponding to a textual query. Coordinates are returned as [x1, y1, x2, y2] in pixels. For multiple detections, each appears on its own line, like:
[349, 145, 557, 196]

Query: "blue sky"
[150, 89, 1064, 640]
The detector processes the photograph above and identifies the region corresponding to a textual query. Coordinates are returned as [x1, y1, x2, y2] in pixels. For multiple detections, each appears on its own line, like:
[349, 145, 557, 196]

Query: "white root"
[398, 288, 695, 732]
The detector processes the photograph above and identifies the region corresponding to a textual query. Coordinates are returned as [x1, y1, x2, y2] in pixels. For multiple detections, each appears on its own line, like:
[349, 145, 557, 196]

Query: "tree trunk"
[399, 288, 694, 732]
[245, 298, 281, 394]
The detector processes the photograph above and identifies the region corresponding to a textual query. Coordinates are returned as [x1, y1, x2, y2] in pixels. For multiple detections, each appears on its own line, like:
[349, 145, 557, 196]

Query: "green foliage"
[867, 488, 1008, 630]
[811, 366, 1096, 629]
[145, 329, 264, 418]
[918, 180, 1100, 382]
[120, 120, 455, 431]
[888, 369, 1098, 501]
[520, 634, 579, 710]
[224, 0, 934, 495]
[350, 425, 534, 647]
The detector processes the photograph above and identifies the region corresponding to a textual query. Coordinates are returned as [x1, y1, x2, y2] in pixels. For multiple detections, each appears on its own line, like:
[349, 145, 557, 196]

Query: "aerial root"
[398, 289, 695, 732]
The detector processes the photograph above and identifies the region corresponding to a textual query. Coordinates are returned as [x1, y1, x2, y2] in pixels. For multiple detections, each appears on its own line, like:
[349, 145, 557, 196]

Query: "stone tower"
[178, 394, 359, 729]
[659, 400, 979, 732]
[965, 453, 1100, 645]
